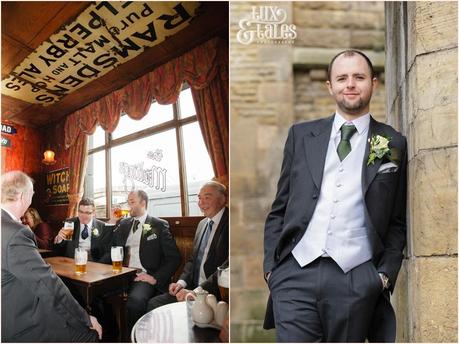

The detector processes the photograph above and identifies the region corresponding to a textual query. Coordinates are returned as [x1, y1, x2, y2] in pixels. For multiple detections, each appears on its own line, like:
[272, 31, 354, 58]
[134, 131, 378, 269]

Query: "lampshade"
[42, 149, 56, 165]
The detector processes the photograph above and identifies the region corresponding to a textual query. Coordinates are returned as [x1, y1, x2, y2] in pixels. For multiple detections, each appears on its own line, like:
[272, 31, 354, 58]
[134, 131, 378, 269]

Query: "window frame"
[86, 87, 205, 218]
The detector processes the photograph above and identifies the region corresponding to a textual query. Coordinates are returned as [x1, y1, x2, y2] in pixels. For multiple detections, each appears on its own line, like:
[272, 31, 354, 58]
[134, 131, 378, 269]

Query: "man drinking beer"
[53, 198, 113, 262]
[101, 189, 181, 332]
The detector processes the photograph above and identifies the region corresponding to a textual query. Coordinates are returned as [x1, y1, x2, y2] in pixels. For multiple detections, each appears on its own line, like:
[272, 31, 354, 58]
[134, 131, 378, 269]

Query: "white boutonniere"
[367, 134, 398, 166]
[142, 223, 152, 236]
[92, 228, 99, 237]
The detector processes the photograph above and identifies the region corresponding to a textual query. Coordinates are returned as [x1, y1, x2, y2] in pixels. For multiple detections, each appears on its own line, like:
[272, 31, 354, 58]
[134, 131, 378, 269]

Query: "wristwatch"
[379, 272, 390, 290]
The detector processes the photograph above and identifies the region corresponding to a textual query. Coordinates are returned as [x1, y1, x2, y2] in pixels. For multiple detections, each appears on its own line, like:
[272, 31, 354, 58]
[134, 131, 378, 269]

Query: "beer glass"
[62, 221, 74, 241]
[217, 266, 229, 303]
[113, 206, 130, 218]
[111, 246, 123, 273]
[74, 248, 88, 275]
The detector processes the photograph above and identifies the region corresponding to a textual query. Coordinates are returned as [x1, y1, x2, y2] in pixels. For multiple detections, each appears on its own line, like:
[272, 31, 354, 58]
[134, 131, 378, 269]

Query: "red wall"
[1, 120, 43, 177]
[2, 120, 71, 232]
[39, 122, 71, 229]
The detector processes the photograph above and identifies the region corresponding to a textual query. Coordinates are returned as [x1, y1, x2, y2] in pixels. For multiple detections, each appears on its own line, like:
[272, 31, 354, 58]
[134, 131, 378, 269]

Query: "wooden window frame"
[86, 87, 202, 218]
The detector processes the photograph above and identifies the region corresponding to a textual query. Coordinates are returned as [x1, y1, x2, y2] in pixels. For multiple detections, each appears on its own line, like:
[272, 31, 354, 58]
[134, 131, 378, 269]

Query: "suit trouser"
[126, 281, 159, 332]
[269, 254, 383, 342]
[147, 292, 178, 311]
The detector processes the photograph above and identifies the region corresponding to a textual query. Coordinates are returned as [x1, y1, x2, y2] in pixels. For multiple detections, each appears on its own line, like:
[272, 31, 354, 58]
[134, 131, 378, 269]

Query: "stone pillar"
[385, 2, 458, 342]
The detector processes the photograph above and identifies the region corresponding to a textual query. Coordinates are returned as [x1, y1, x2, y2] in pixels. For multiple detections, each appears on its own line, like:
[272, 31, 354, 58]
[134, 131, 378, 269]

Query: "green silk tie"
[337, 124, 357, 161]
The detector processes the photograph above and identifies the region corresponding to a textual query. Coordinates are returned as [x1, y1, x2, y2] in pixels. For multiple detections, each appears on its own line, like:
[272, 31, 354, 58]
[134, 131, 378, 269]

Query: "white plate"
[193, 321, 221, 330]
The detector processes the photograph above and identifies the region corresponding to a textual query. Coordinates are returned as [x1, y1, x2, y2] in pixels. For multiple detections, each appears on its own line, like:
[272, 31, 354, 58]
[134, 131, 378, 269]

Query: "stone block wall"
[385, 2, 458, 342]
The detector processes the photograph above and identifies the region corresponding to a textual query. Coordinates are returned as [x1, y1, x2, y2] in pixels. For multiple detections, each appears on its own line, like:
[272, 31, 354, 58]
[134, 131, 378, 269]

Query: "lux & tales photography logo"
[237, 6, 297, 45]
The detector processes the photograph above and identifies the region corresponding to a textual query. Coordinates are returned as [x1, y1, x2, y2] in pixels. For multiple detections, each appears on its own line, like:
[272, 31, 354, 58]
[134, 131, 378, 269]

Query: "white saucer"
[193, 321, 221, 330]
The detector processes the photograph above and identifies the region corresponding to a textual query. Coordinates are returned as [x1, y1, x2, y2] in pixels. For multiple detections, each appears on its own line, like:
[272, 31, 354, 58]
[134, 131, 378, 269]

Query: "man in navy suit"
[263, 50, 407, 342]
[53, 198, 112, 262]
[101, 190, 181, 331]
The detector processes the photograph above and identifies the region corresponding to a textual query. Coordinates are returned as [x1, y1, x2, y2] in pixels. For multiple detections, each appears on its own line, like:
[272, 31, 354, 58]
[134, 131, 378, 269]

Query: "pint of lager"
[217, 266, 229, 303]
[74, 248, 87, 275]
[63, 221, 75, 241]
[111, 246, 123, 273]
[114, 208, 129, 218]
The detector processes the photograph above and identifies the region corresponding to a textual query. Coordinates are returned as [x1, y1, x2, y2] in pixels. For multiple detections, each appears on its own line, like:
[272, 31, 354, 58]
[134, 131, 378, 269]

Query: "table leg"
[120, 291, 129, 342]
[107, 291, 129, 342]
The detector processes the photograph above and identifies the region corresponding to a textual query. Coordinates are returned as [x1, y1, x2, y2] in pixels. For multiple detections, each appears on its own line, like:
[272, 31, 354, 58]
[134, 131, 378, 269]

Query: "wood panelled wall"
[1, 120, 43, 178]
[2, 120, 71, 233]
[165, 216, 203, 281]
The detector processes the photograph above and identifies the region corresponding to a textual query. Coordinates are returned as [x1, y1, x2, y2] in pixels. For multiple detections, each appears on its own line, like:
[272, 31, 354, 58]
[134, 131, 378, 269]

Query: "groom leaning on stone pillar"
[263, 50, 407, 342]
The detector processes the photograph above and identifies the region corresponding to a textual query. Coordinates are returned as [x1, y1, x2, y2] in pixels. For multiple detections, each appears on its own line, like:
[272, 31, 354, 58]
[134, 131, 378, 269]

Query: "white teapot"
[206, 293, 229, 327]
[186, 287, 214, 324]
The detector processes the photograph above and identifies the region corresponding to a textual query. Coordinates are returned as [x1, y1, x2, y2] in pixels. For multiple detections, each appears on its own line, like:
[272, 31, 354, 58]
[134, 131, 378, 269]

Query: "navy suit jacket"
[263, 115, 407, 342]
[53, 217, 112, 262]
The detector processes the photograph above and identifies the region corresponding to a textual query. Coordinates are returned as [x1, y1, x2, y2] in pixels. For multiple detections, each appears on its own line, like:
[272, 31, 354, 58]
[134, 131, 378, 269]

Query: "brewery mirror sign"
[1, 1, 200, 106]
[119, 149, 167, 193]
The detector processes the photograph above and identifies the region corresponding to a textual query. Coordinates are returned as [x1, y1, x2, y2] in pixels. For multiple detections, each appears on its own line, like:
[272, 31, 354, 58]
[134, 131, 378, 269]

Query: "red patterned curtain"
[64, 37, 228, 207]
[191, 71, 229, 186]
[66, 131, 88, 217]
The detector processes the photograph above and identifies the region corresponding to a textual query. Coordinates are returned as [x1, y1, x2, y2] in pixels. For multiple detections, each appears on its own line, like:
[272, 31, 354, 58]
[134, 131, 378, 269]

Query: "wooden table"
[38, 248, 55, 258]
[45, 256, 137, 341]
[132, 301, 221, 343]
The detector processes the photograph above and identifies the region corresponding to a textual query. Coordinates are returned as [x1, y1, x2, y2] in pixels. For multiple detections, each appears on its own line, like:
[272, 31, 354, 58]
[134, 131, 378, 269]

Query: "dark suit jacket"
[1, 209, 93, 342]
[263, 115, 407, 342]
[53, 217, 112, 262]
[100, 215, 181, 293]
[179, 207, 229, 298]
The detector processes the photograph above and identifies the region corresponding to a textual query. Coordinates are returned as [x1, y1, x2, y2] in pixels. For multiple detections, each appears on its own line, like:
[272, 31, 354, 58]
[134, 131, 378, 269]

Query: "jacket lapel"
[72, 219, 80, 246]
[122, 218, 134, 244]
[304, 115, 334, 189]
[205, 207, 228, 265]
[361, 116, 385, 195]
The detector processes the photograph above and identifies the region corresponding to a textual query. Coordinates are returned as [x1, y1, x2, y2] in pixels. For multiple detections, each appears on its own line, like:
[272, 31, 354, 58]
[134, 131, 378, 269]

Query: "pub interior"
[1, 1, 228, 343]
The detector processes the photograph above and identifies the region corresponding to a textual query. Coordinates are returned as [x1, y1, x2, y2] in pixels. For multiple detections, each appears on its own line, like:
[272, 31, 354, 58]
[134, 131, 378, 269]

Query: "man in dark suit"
[101, 189, 181, 331]
[53, 197, 116, 340]
[264, 50, 407, 342]
[53, 198, 112, 262]
[1, 171, 102, 342]
[147, 181, 229, 310]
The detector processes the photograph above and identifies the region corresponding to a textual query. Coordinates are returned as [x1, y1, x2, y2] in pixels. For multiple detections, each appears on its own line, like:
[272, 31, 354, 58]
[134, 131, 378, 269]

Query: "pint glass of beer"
[74, 248, 88, 275]
[63, 221, 74, 241]
[111, 246, 123, 273]
[217, 266, 229, 303]
[114, 208, 130, 218]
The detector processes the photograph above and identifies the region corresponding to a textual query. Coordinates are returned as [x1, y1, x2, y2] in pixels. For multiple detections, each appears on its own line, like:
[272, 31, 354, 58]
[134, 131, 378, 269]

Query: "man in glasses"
[54, 198, 113, 262]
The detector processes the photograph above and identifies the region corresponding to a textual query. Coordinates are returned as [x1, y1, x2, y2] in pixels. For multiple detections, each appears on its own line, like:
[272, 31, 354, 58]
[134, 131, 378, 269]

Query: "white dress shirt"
[2, 208, 20, 223]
